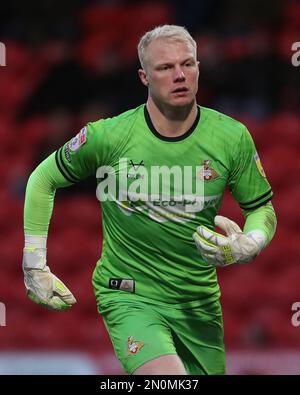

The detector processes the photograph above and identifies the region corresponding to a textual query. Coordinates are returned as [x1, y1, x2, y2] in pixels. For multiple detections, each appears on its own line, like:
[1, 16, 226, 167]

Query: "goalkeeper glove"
[22, 237, 76, 311]
[193, 215, 266, 267]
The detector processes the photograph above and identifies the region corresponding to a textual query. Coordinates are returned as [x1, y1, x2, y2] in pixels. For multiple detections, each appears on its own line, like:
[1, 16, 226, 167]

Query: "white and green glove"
[22, 236, 76, 311]
[193, 215, 266, 267]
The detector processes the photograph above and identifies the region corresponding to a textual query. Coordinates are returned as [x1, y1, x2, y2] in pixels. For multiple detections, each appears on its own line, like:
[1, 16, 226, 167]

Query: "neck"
[146, 96, 198, 138]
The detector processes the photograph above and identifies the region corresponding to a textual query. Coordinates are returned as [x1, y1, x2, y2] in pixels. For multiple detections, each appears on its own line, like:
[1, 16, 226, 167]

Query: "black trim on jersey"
[58, 148, 80, 183]
[239, 189, 273, 210]
[144, 104, 201, 142]
[55, 149, 78, 184]
[241, 196, 273, 211]
[240, 189, 273, 207]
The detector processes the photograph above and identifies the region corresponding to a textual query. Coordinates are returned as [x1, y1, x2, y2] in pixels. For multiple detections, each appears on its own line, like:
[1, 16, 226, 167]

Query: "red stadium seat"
[264, 113, 300, 148]
[275, 186, 300, 230]
[262, 145, 300, 190]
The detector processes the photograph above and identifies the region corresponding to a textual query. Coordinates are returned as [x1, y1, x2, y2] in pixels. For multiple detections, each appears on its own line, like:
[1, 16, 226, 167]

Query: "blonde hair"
[137, 24, 197, 70]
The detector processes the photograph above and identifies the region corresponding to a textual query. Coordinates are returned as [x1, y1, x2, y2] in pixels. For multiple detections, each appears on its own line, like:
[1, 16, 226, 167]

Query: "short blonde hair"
[137, 24, 197, 70]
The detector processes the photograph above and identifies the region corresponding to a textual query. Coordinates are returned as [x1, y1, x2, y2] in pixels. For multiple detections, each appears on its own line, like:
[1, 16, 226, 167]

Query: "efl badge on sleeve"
[254, 152, 266, 178]
[68, 127, 87, 152]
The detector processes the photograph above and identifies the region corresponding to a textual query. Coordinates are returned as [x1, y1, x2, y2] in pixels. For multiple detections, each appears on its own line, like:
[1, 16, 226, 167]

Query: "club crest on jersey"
[68, 127, 87, 152]
[126, 336, 144, 355]
[198, 160, 219, 181]
[254, 152, 266, 178]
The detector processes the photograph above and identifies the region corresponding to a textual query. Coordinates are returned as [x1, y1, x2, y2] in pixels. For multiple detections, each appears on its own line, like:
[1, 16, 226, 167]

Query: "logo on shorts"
[127, 336, 144, 355]
[198, 160, 219, 181]
[109, 278, 135, 293]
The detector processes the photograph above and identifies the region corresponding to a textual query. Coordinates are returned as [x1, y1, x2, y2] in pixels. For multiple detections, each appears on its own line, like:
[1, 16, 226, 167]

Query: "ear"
[138, 68, 149, 87]
[197, 61, 200, 76]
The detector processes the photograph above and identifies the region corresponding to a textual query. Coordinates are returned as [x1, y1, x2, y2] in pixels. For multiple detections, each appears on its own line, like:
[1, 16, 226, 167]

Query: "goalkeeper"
[22, 25, 277, 375]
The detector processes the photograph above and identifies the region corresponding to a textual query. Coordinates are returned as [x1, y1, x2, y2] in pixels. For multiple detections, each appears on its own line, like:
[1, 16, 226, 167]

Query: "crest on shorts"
[126, 336, 144, 355]
[198, 160, 219, 181]
[254, 152, 266, 178]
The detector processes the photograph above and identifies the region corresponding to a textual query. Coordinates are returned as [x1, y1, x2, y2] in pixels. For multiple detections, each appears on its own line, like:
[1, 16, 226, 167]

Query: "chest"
[106, 135, 230, 198]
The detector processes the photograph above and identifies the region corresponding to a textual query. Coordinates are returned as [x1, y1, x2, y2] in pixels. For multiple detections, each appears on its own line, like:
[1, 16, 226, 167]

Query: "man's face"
[139, 38, 199, 108]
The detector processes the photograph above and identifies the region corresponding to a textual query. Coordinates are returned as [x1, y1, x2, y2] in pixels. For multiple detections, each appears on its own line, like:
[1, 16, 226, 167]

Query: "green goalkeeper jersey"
[50, 105, 272, 308]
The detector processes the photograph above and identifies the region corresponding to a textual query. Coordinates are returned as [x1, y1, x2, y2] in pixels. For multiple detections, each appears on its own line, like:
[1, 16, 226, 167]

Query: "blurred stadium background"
[0, 0, 300, 375]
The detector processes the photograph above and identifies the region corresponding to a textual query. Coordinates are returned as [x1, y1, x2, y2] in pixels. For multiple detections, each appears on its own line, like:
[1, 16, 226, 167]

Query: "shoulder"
[81, 105, 144, 156]
[88, 105, 144, 134]
[200, 106, 249, 140]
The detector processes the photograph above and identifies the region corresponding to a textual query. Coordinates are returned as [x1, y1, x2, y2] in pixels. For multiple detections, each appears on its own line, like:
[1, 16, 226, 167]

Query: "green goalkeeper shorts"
[98, 297, 225, 375]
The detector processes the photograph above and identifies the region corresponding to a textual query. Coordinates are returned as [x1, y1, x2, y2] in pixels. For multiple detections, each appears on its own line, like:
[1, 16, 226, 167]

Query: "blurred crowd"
[0, 0, 299, 371]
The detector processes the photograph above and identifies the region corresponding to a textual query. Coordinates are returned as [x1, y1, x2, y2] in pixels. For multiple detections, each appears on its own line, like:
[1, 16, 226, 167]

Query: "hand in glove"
[23, 247, 76, 311]
[193, 215, 266, 267]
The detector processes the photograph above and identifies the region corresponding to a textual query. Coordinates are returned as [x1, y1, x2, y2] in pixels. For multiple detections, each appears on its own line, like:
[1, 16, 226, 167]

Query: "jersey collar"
[144, 104, 201, 142]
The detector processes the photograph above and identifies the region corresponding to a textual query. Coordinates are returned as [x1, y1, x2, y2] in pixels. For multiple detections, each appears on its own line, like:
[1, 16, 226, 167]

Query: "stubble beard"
[151, 92, 196, 121]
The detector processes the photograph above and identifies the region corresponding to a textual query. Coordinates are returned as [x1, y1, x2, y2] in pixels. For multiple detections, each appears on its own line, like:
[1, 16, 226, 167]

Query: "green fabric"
[24, 104, 274, 308]
[98, 298, 225, 375]
[24, 152, 72, 235]
[243, 202, 277, 245]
